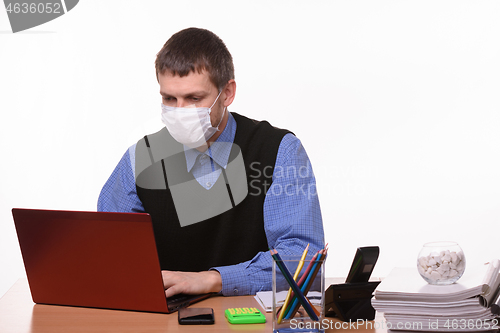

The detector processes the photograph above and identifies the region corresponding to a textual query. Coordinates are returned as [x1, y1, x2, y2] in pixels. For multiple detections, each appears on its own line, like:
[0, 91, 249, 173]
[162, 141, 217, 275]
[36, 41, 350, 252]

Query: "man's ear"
[223, 79, 236, 107]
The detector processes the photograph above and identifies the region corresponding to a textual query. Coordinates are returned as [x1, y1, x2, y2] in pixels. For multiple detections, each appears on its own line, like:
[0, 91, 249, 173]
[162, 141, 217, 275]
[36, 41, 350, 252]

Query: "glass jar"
[417, 241, 465, 285]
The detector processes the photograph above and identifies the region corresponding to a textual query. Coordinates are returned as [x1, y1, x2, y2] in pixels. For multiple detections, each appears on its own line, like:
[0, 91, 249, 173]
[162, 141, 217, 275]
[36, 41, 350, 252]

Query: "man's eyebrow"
[160, 91, 174, 98]
[160, 91, 210, 98]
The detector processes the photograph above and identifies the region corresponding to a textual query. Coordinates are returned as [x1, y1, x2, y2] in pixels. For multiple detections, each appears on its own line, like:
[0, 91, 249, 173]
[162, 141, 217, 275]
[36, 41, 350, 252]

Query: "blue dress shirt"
[97, 112, 324, 296]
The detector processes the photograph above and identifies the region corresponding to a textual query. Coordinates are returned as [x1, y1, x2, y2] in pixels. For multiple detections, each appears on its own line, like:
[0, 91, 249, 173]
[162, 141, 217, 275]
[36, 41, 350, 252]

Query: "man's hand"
[161, 270, 222, 298]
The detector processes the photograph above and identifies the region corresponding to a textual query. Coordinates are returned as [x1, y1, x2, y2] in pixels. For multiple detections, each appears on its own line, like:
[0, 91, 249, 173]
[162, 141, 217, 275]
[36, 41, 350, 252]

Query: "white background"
[1, 0, 499, 298]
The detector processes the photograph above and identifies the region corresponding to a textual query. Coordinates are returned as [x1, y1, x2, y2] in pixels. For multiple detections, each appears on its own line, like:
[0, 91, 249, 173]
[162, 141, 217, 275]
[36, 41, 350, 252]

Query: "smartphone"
[178, 307, 215, 325]
[345, 246, 379, 283]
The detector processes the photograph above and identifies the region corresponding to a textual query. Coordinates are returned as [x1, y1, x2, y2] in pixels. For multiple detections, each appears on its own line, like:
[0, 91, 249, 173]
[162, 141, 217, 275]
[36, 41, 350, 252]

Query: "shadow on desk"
[28, 295, 271, 332]
[1, 279, 384, 333]
[30, 303, 172, 333]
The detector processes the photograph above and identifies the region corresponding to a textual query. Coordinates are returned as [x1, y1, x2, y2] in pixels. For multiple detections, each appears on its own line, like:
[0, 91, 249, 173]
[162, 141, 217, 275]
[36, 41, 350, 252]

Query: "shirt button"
[233, 288, 238, 295]
[206, 182, 212, 188]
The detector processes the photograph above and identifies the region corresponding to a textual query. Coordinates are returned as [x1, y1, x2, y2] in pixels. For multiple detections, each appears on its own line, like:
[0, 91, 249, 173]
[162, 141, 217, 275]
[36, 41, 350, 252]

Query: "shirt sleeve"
[97, 144, 145, 213]
[213, 133, 325, 296]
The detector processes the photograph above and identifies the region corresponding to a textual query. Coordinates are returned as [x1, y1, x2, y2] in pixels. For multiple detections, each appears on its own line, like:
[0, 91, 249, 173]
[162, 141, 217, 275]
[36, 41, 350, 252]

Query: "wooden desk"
[0, 279, 385, 333]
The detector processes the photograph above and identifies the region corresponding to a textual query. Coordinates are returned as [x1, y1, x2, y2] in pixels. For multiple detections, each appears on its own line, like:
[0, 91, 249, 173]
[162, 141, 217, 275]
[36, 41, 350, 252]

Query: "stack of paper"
[372, 260, 500, 332]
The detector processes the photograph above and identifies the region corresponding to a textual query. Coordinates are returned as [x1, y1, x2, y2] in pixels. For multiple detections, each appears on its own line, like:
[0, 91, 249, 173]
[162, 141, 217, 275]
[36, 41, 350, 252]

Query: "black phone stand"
[325, 281, 380, 322]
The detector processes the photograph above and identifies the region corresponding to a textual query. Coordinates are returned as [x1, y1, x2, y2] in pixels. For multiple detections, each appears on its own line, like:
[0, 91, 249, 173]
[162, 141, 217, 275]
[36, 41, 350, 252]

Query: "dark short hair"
[155, 28, 235, 91]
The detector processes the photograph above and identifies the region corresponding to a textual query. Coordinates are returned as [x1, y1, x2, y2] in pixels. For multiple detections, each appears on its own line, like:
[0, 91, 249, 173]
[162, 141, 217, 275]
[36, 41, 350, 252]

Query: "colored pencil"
[270, 249, 319, 321]
[277, 249, 320, 317]
[284, 247, 327, 320]
[277, 244, 309, 324]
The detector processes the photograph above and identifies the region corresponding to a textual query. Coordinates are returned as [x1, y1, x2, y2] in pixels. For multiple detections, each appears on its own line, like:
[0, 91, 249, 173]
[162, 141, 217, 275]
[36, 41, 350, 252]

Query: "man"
[98, 28, 324, 298]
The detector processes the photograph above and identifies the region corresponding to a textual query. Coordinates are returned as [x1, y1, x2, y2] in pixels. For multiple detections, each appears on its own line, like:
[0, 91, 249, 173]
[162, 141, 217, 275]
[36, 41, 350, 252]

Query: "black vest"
[135, 112, 291, 271]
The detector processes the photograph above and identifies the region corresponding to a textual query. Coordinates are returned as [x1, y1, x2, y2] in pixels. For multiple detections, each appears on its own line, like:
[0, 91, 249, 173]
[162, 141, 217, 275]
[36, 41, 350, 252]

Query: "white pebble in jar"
[417, 242, 466, 285]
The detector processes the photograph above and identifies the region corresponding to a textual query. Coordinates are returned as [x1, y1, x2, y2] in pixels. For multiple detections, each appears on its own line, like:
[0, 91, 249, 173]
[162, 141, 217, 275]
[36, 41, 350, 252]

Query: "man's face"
[158, 70, 224, 127]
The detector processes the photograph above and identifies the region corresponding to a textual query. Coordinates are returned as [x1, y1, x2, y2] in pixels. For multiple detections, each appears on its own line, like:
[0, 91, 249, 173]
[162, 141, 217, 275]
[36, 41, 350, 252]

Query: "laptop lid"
[12, 208, 209, 313]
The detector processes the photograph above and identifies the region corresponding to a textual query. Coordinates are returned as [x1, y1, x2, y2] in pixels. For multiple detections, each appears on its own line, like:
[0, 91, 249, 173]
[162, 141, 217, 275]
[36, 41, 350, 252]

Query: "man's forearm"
[162, 270, 222, 297]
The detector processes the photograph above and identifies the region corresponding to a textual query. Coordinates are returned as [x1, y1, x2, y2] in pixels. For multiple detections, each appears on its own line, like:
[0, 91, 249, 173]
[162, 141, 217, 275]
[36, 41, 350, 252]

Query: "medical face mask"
[161, 91, 225, 148]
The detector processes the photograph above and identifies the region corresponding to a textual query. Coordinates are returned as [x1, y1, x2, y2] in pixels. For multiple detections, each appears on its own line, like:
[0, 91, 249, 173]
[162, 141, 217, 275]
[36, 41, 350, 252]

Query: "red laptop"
[12, 208, 211, 313]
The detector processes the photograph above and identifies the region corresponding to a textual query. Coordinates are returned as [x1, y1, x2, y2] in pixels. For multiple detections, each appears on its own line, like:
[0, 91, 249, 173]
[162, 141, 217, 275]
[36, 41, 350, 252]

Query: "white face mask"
[161, 91, 225, 148]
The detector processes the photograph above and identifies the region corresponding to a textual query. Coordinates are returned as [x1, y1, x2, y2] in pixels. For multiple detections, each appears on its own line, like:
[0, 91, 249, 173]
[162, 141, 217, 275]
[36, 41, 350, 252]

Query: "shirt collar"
[184, 112, 237, 172]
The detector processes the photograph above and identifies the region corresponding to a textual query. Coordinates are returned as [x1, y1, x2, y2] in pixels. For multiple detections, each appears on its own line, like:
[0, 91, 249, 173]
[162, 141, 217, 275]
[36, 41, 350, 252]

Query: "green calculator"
[224, 307, 266, 324]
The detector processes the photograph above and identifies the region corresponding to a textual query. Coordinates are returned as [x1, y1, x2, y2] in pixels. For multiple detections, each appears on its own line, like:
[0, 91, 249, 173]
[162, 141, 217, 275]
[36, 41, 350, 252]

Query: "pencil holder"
[272, 254, 325, 333]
